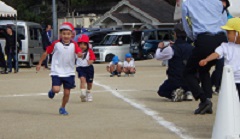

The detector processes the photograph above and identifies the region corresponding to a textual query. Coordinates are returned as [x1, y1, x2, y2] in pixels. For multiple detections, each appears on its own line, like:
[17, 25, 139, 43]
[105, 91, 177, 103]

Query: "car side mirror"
[118, 41, 123, 46]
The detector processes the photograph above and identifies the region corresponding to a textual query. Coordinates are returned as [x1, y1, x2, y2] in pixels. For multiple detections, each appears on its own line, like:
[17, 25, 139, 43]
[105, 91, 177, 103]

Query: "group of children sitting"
[106, 53, 136, 77]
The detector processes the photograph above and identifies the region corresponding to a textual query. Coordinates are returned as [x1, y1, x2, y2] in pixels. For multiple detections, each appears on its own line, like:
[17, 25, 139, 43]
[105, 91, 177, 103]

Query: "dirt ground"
[0, 60, 219, 139]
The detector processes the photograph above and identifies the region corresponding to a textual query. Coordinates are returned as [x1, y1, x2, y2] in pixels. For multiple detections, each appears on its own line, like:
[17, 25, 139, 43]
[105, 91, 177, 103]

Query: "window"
[29, 27, 41, 40]
[144, 31, 157, 40]
[157, 30, 170, 41]
[120, 35, 131, 44]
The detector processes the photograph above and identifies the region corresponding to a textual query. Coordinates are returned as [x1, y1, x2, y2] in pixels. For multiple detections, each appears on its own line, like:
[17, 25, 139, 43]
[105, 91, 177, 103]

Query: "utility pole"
[52, 0, 58, 40]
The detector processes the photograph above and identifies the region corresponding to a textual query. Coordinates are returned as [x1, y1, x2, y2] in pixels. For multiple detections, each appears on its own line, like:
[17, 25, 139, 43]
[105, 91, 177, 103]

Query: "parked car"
[130, 28, 174, 59]
[0, 20, 43, 67]
[74, 30, 118, 47]
[93, 31, 131, 62]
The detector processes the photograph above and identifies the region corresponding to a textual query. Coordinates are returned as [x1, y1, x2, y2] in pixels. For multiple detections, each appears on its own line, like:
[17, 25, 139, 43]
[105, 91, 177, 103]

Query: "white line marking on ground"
[0, 89, 137, 98]
[94, 81, 194, 139]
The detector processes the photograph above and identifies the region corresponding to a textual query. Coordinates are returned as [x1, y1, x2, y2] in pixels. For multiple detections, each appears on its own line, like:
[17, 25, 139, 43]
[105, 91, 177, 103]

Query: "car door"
[29, 26, 43, 62]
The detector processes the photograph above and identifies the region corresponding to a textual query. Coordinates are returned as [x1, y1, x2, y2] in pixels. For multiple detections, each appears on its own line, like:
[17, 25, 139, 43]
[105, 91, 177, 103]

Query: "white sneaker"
[171, 88, 184, 102]
[87, 93, 93, 102]
[183, 91, 193, 101]
[80, 89, 87, 102]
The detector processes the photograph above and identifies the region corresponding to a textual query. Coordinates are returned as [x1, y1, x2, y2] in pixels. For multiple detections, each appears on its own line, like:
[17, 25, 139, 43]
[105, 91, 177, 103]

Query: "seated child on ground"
[123, 53, 136, 76]
[107, 56, 122, 77]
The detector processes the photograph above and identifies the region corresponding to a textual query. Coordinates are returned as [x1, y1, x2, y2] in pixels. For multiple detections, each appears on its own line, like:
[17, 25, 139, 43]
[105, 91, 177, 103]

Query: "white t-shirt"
[76, 49, 96, 67]
[123, 59, 135, 68]
[215, 42, 240, 83]
[46, 40, 81, 77]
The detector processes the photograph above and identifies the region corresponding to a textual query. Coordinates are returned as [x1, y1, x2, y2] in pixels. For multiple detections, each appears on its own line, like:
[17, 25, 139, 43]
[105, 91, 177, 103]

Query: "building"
[92, 0, 175, 30]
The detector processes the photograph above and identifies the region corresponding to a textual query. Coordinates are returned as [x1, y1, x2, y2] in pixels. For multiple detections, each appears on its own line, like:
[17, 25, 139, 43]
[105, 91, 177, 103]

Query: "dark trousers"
[184, 33, 227, 101]
[7, 52, 18, 72]
[211, 58, 224, 91]
[0, 54, 7, 71]
[158, 79, 189, 99]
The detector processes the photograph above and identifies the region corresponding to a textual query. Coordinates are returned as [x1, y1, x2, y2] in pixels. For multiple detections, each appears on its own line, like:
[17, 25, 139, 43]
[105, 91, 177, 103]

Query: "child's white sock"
[81, 89, 87, 97]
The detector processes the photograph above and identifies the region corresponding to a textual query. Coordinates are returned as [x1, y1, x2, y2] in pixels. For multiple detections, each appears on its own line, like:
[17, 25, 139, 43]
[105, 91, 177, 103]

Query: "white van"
[93, 31, 131, 62]
[0, 20, 43, 67]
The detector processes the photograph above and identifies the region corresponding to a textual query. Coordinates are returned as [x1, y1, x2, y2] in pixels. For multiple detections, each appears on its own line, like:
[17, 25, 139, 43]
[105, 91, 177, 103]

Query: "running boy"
[36, 22, 82, 115]
[199, 18, 240, 100]
[155, 23, 193, 102]
[107, 56, 122, 77]
[123, 53, 136, 77]
[76, 34, 96, 102]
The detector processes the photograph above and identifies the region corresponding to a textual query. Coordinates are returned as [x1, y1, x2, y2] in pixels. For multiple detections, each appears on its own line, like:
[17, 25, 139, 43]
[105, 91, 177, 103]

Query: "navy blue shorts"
[76, 65, 94, 83]
[51, 75, 76, 89]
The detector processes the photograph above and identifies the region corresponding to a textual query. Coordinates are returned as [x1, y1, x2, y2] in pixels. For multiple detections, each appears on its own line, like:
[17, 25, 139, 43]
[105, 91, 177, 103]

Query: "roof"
[0, 1, 17, 17]
[112, 13, 141, 23]
[128, 0, 174, 23]
[0, 20, 41, 26]
[108, 31, 131, 35]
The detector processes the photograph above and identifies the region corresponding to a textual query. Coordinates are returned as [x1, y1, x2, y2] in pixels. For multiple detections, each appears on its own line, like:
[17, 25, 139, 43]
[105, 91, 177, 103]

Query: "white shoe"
[80, 89, 87, 102]
[87, 93, 93, 102]
[171, 88, 184, 102]
[183, 91, 193, 101]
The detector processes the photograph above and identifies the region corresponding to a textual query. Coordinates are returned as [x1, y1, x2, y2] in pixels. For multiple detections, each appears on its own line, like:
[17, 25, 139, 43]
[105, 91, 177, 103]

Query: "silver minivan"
[93, 31, 131, 62]
[0, 20, 43, 67]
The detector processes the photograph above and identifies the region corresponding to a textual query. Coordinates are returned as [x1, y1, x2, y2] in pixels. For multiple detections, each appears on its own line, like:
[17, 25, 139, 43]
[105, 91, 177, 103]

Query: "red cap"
[78, 34, 89, 43]
[60, 22, 74, 31]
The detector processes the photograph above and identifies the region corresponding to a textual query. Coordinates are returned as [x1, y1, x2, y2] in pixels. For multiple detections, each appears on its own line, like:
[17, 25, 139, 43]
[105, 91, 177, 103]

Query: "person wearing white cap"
[36, 22, 83, 115]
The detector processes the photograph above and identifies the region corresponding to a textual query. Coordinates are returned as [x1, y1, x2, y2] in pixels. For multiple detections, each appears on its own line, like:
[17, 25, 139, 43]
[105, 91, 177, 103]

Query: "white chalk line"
[94, 81, 194, 139]
[0, 89, 138, 98]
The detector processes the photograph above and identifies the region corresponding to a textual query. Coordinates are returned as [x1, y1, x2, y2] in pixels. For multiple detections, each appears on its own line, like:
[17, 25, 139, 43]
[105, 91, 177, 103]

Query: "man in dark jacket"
[155, 23, 193, 102]
[3, 26, 22, 73]
[42, 24, 52, 69]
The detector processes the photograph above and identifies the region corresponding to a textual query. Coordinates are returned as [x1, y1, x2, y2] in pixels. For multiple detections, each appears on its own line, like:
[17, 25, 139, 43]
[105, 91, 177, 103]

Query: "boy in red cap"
[36, 22, 82, 115]
[76, 34, 96, 102]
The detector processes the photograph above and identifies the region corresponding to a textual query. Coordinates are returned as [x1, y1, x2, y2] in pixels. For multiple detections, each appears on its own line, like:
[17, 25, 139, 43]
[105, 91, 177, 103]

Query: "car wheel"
[105, 54, 115, 62]
[147, 52, 155, 59]
[27, 57, 33, 68]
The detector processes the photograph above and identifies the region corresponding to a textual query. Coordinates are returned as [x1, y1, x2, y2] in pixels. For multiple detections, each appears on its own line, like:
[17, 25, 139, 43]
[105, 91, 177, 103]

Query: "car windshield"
[0, 25, 25, 39]
[99, 35, 119, 46]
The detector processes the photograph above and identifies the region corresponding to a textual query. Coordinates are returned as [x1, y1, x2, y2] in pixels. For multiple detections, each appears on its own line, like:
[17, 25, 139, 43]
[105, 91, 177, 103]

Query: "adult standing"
[182, 0, 228, 114]
[3, 26, 22, 73]
[211, 0, 232, 94]
[42, 24, 52, 69]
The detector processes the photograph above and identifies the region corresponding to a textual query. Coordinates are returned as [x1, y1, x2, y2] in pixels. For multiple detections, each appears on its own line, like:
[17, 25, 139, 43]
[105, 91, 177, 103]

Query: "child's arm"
[88, 60, 94, 65]
[199, 52, 220, 67]
[77, 52, 83, 58]
[36, 52, 48, 71]
[87, 49, 96, 65]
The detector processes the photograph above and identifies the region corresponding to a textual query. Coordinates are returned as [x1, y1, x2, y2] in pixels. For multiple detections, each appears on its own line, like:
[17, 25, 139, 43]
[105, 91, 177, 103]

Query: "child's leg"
[52, 86, 61, 93]
[110, 65, 116, 73]
[130, 67, 136, 73]
[116, 64, 122, 73]
[80, 77, 87, 102]
[61, 88, 70, 108]
[123, 68, 129, 74]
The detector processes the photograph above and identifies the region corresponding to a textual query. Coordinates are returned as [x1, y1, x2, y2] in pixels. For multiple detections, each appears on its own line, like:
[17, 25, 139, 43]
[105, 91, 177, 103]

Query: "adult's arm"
[155, 46, 174, 61]
[182, 3, 194, 41]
